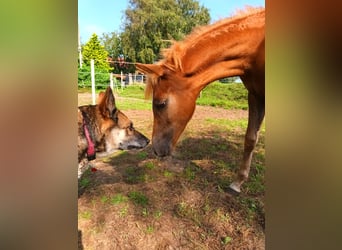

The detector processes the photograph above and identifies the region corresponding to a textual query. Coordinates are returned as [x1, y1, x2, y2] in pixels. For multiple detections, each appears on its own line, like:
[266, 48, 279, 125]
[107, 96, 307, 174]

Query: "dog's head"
[98, 87, 150, 153]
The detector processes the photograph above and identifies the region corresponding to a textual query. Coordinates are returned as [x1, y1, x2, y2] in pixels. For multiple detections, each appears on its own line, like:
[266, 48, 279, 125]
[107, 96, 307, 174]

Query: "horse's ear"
[98, 87, 117, 119]
[136, 63, 164, 77]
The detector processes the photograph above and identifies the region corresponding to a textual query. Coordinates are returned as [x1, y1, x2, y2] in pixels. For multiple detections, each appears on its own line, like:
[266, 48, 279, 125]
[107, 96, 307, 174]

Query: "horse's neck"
[180, 27, 264, 90]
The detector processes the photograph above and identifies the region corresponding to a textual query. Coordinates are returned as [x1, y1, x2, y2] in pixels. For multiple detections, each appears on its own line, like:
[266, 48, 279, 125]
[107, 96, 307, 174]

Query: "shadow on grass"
[78, 130, 265, 225]
[78, 130, 265, 249]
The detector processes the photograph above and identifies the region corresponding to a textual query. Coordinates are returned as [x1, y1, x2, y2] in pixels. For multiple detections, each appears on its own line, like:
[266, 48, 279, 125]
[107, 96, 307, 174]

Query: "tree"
[100, 32, 122, 59]
[78, 33, 113, 88]
[82, 33, 112, 71]
[121, 0, 210, 64]
[100, 32, 135, 74]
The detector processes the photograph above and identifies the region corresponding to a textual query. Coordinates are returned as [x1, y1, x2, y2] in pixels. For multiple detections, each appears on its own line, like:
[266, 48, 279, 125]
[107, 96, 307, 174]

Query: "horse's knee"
[238, 169, 249, 181]
[244, 136, 257, 152]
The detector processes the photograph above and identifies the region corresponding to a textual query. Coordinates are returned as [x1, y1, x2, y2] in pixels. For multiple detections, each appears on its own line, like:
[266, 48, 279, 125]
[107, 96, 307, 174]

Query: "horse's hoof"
[227, 182, 241, 196]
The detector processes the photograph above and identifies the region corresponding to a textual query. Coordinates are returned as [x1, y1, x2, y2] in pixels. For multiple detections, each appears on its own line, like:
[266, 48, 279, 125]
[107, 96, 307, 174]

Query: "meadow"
[78, 82, 265, 249]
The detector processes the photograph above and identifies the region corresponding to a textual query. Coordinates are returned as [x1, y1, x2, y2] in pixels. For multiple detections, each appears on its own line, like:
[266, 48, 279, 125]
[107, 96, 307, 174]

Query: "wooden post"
[110, 73, 113, 90]
[128, 73, 132, 85]
[91, 59, 95, 105]
[120, 71, 124, 89]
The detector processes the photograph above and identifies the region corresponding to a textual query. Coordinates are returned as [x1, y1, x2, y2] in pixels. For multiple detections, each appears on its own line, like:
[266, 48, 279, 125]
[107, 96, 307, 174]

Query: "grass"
[221, 236, 232, 245]
[111, 194, 128, 205]
[79, 210, 92, 220]
[114, 84, 146, 99]
[205, 118, 248, 131]
[197, 82, 248, 110]
[145, 161, 155, 170]
[79, 81, 248, 111]
[115, 98, 151, 111]
[183, 164, 199, 181]
[78, 80, 265, 249]
[128, 191, 149, 207]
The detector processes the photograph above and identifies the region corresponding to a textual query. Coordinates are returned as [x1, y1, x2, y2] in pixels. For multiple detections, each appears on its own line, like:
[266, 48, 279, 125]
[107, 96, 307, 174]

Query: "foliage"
[121, 0, 210, 63]
[81, 33, 112, 72]
[100, 32, 122, 59]
[100, 32, 135, 74]
[78, 65, 111, 89]
[78, 34, 114, 88]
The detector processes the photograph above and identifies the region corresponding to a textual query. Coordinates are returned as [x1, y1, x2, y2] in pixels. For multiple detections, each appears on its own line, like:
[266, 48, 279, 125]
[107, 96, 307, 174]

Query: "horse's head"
[136, 63, 199, 157]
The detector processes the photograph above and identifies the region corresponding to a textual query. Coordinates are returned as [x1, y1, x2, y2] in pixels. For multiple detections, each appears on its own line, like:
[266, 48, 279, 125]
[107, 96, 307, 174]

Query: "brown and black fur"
[78, 87, 149, 178]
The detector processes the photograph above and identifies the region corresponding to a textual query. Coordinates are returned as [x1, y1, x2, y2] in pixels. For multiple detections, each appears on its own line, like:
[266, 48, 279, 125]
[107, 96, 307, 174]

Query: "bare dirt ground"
[78, 93, 265, 249]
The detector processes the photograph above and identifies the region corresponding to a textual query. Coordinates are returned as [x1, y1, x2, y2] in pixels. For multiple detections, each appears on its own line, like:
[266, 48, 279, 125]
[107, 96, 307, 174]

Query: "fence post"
[120, 71, 124, 89]
[110, 73, 113, 90]
[128, 73, 132, 85]
[91, 59, 96, 105]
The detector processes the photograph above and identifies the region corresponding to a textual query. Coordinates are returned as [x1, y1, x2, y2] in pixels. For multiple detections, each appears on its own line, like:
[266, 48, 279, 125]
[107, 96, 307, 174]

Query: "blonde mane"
[161, 6, 264, 72]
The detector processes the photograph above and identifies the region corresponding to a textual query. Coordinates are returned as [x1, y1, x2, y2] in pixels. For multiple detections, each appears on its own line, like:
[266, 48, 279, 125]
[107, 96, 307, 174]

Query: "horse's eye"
[154, 99, 167, 109]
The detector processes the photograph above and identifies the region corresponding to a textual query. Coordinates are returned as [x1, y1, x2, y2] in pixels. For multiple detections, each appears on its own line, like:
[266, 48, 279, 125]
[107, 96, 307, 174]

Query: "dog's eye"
[127, 123, 134, 131]
[153, 99, 167, 109]
[112, 111, 118, 123]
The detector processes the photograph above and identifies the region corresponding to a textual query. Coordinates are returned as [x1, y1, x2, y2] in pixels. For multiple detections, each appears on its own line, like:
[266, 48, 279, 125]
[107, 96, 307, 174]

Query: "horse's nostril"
[153, 146, 169, 157]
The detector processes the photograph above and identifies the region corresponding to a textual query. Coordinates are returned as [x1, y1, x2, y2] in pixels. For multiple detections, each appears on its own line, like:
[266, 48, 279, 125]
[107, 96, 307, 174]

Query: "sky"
[78, 0, 265, 44]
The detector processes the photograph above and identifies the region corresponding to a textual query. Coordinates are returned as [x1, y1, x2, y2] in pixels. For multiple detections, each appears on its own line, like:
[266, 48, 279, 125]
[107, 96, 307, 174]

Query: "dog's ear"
[97, 91, 105, 103]
[99, 87, 117, 119]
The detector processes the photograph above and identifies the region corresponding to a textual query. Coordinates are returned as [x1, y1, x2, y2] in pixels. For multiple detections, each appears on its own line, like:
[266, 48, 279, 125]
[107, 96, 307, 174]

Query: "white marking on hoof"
[229, 182, 241, 193]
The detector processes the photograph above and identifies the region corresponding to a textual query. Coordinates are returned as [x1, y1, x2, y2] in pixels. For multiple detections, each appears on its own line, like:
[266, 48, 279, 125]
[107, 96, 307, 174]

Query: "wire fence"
[78, 59, 147, 104]
[78, 71, 146, 89]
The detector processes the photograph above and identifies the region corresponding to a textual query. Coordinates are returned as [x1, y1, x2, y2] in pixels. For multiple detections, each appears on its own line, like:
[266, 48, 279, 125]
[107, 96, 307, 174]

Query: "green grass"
[197, 82, 248, 110]
[145, 161, 155, 170]
[205, 118, 248, 131]
[115, 98, 152, 111]
[183, 164, 201, 181]
[137, 151, 148, 160]
[84, 82, 248, 110]
[79, 210, 92, 220]
[111, 194, 128, 205]
[78, 81, 265, 248]
[163, 170, 174, 178]
[146, 225, 154, 234]
[221, 236, 232, 245]
[114, 84, 146, 99]
[100, 196, 109, 204]
[128, 191, 149, 207]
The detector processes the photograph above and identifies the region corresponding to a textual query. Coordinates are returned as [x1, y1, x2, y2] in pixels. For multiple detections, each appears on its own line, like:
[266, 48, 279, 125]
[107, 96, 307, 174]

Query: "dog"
[78, 87, 149, 178]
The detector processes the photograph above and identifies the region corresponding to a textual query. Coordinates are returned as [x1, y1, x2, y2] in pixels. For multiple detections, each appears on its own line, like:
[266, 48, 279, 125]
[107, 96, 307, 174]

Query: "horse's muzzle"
[152, 138, 172, 157]
[152, 145, 171, 157]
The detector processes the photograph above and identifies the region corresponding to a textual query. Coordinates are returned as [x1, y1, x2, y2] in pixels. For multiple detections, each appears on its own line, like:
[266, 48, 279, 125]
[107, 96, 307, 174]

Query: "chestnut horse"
[136, 7, 264, 194]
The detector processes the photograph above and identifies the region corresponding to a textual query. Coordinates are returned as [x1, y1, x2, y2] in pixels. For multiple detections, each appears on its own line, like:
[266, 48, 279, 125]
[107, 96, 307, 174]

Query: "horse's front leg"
[229, 92, 264, 194]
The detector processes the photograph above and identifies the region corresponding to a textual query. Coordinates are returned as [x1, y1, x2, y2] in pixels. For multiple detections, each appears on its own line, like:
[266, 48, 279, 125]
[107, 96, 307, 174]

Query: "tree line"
[78, 0, 238, 86]
[79, 0, 209, 76]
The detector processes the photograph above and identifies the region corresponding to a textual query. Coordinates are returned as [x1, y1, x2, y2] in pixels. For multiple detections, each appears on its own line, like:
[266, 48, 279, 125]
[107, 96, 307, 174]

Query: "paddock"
[78, 89, 265, 249]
